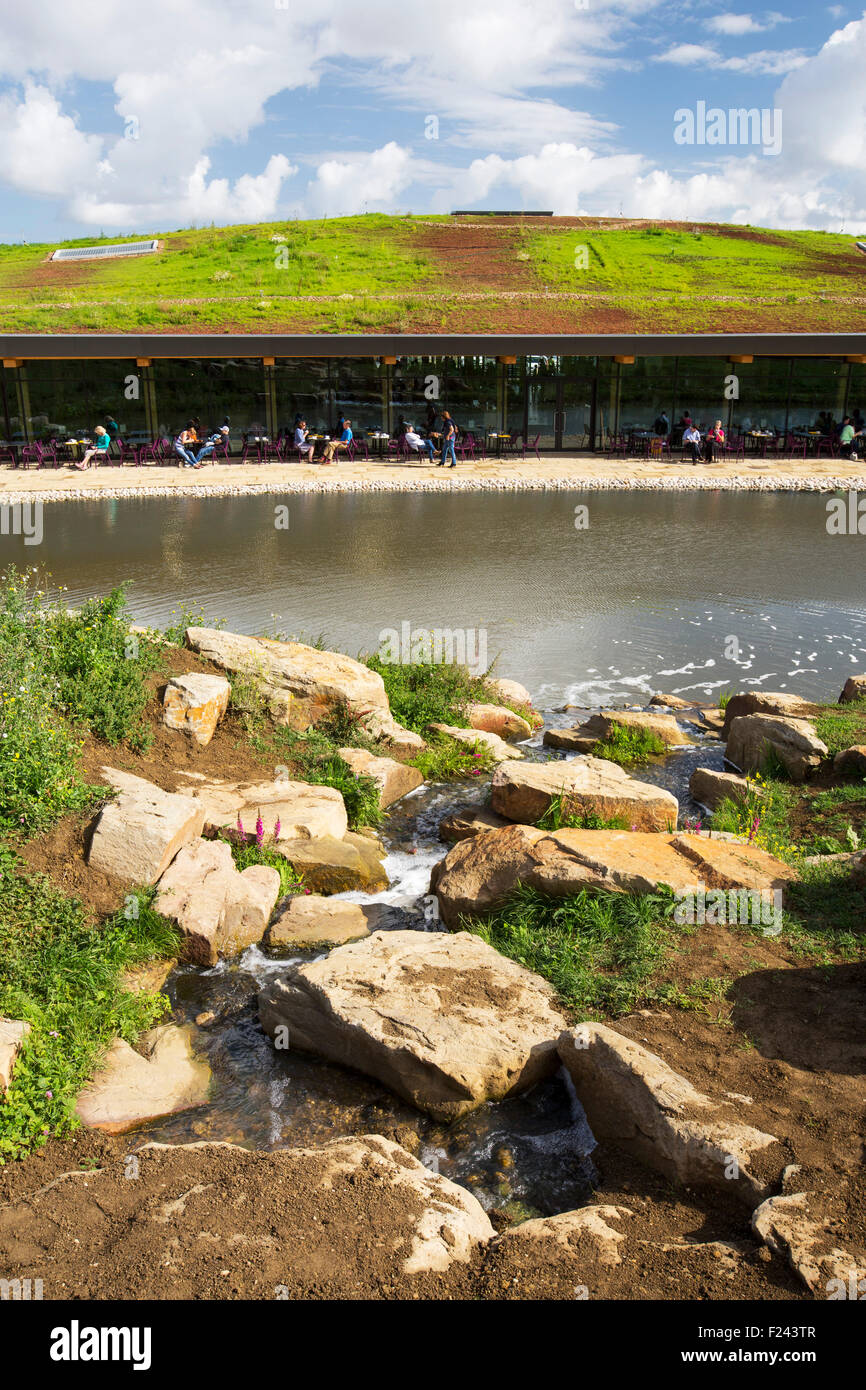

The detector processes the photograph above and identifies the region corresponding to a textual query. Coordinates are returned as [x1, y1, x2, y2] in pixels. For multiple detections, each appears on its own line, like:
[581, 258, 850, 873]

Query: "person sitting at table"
[682, 422, 702, 464]
[195, 425, 230, 464]
[703, 419, 725, 463]
[404, 424, 435, 461]
[322, 419, 353, 463]
[173, 422, 200, 468]
[677, 409, 692, 429]
[438, 411, 457, 467]
[838, 417, 863, 459]
[294, 419, 316, 463]
[75, 425, 112, 470]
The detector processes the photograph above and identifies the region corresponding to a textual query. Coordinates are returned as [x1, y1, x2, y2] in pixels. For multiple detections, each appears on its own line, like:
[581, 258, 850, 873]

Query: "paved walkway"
[1, 454, 864, 501]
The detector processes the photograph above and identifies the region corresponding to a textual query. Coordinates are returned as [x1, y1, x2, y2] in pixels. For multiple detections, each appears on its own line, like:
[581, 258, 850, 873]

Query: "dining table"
[486, 432, 513, 458]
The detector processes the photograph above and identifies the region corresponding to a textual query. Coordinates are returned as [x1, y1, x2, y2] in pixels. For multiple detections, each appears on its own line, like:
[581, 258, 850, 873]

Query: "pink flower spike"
[236, 815, 245, 837]
[255, 812, 264, 848]
[274, 816, 281, 841]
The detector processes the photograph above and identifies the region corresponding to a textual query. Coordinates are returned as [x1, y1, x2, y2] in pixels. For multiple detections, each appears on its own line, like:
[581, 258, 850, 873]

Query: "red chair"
[782, 433, 807, 460]
[455, 432, 477, 462]
[816, 434, 837, 458]
[19, 442, 46, 469]
[520, 433, 541, 461]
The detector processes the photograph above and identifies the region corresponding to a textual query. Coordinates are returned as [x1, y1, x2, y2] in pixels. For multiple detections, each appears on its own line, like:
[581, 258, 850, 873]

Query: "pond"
[19, 487, 866, 705]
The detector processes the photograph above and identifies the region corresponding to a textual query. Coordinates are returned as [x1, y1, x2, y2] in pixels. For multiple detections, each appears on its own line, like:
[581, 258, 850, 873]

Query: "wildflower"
[274, 816, 281, 840]
[304, 887, 311, 895]
[45, 1090, 53, 1099]
[256, 812, 264, 848]
[236, 814, 245, 838]
[49, 1030, 59, 1037]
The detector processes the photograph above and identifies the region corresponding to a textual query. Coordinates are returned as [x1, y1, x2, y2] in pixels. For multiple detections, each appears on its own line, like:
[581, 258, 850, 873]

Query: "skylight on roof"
[51, 240, 159, 262]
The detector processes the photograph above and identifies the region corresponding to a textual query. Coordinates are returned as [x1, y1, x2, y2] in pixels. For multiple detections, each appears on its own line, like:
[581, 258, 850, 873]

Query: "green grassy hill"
[1, 214, 863, 333]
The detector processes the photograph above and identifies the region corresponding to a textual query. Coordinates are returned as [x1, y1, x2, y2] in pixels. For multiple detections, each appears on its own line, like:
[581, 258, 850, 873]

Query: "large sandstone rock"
[752, 1193, 859, 1295]
[542, 729, 598, 753]
[185, 627, 388, 729]
[174, 772, 348, 842]
[438, 804, 511, 844]
[76, 1025, 211, 1134]
[429, 723, 523, 763]
[484, 676, 533, 710]
[839, 675, 866, 705]
[650, 693, 697, 710]
[88, 769, 206, 884]
[259, 930, 566, 1121]
[0, 1136, 493, 1292]
[154, 838, 281, 966]
[276, 833, 389, 894]
[0, 1018, 30, 1093]
[430, 824, 796, 928]
[726, 714, 828, 781]
[267, 895, 399, 950]
[834, 745, 866, 777]
[338, 746, 424, 808]
[562, 709, 690, 749]
[162, 673, 230, 746]
[495, 1205, 633, 1267]
[465, 703, 532, 741]
[689, 766, 759, 812]
[358, 707, 427, 758]
[721, 691, 815, 736]
[490, 756, 679, 831]
[558, 1025, 783, 1206]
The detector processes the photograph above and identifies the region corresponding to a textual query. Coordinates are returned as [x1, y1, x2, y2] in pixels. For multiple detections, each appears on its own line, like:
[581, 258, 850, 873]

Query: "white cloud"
[304, 142, 414, 216]
[706, 12, 788, 36]
[655, 44, 721, 65]
[0, 84, 103, 196]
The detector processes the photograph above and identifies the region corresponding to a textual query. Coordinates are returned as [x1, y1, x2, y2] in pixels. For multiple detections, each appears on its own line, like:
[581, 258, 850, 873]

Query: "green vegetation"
[526, 224, 863, 303]
[0, 853, 179, 1160]
[536, 792, 629, 832]
[365, 655, 487, 730]
[222, 835, 306, 898]
[590, 723, 667, 766]
[470, 884, 684, 1018]
[813, 699, 866, 757]
[2, 216, 863, 332]
[0, 569, 167, 835]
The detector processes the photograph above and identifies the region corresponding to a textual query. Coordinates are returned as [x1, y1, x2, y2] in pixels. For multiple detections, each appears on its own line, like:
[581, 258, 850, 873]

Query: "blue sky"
[0, 0, 864, 241]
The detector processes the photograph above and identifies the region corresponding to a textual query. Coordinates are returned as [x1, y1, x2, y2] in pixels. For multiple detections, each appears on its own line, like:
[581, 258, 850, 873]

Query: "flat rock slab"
[568, 709, 691, 749]
[751, 1192, 859, 1294]
[267, 895, 400, 950]
[359, 708, 427, 757]
[276, 833, 389, 894]
[726, 714, 828, 782]
[834, 745, 866, 776]
[649, 693, 698, 711]
[558, 1025, 784, 1207]
[89, 768, 205, 884]
[185, 627, 388, 729]
[689, 766, 758, 812]
[259, 929, 566, 1121]
[722, 691, 816, 736]
[429, 723, 522, 763]
[466, 702, 532, 741]
[174, 771, 348, 842]
[430, 824, 796, 928]
[542, 729, 598, 753]
[154, 838, 281, 965]
[438, 804, 511, 844]
[491, 756, 679, 831]
[0, 1018, 30, 1093]
[495, 1205, 633, 1267]
[75, 1025, 211, 1134]
[163, 673, 230, 746]
[839, 675, 866, 704]
[338, 746, 424, 808]
[484, 677, 534, 710]
[0, 1136, 494, 1295]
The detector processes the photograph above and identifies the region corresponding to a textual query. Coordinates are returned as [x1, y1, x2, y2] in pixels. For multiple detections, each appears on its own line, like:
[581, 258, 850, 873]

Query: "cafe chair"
[521, 433, 541, 461]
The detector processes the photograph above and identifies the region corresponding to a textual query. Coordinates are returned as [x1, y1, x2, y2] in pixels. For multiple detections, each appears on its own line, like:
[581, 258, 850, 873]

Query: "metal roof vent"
[51, 240, 159, 262]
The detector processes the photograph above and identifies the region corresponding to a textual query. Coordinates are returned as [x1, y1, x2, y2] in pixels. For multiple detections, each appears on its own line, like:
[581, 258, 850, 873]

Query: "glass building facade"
[3, 353, 864, 450]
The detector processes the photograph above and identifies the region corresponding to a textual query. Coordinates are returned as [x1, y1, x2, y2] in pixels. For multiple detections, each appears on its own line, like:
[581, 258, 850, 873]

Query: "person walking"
[438, 410, 457, 467]
[703, 419, 725, 463]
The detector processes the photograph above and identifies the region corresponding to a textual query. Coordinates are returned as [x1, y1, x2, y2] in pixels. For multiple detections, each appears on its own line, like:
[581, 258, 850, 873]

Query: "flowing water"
[17, 487, 866, 1213]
